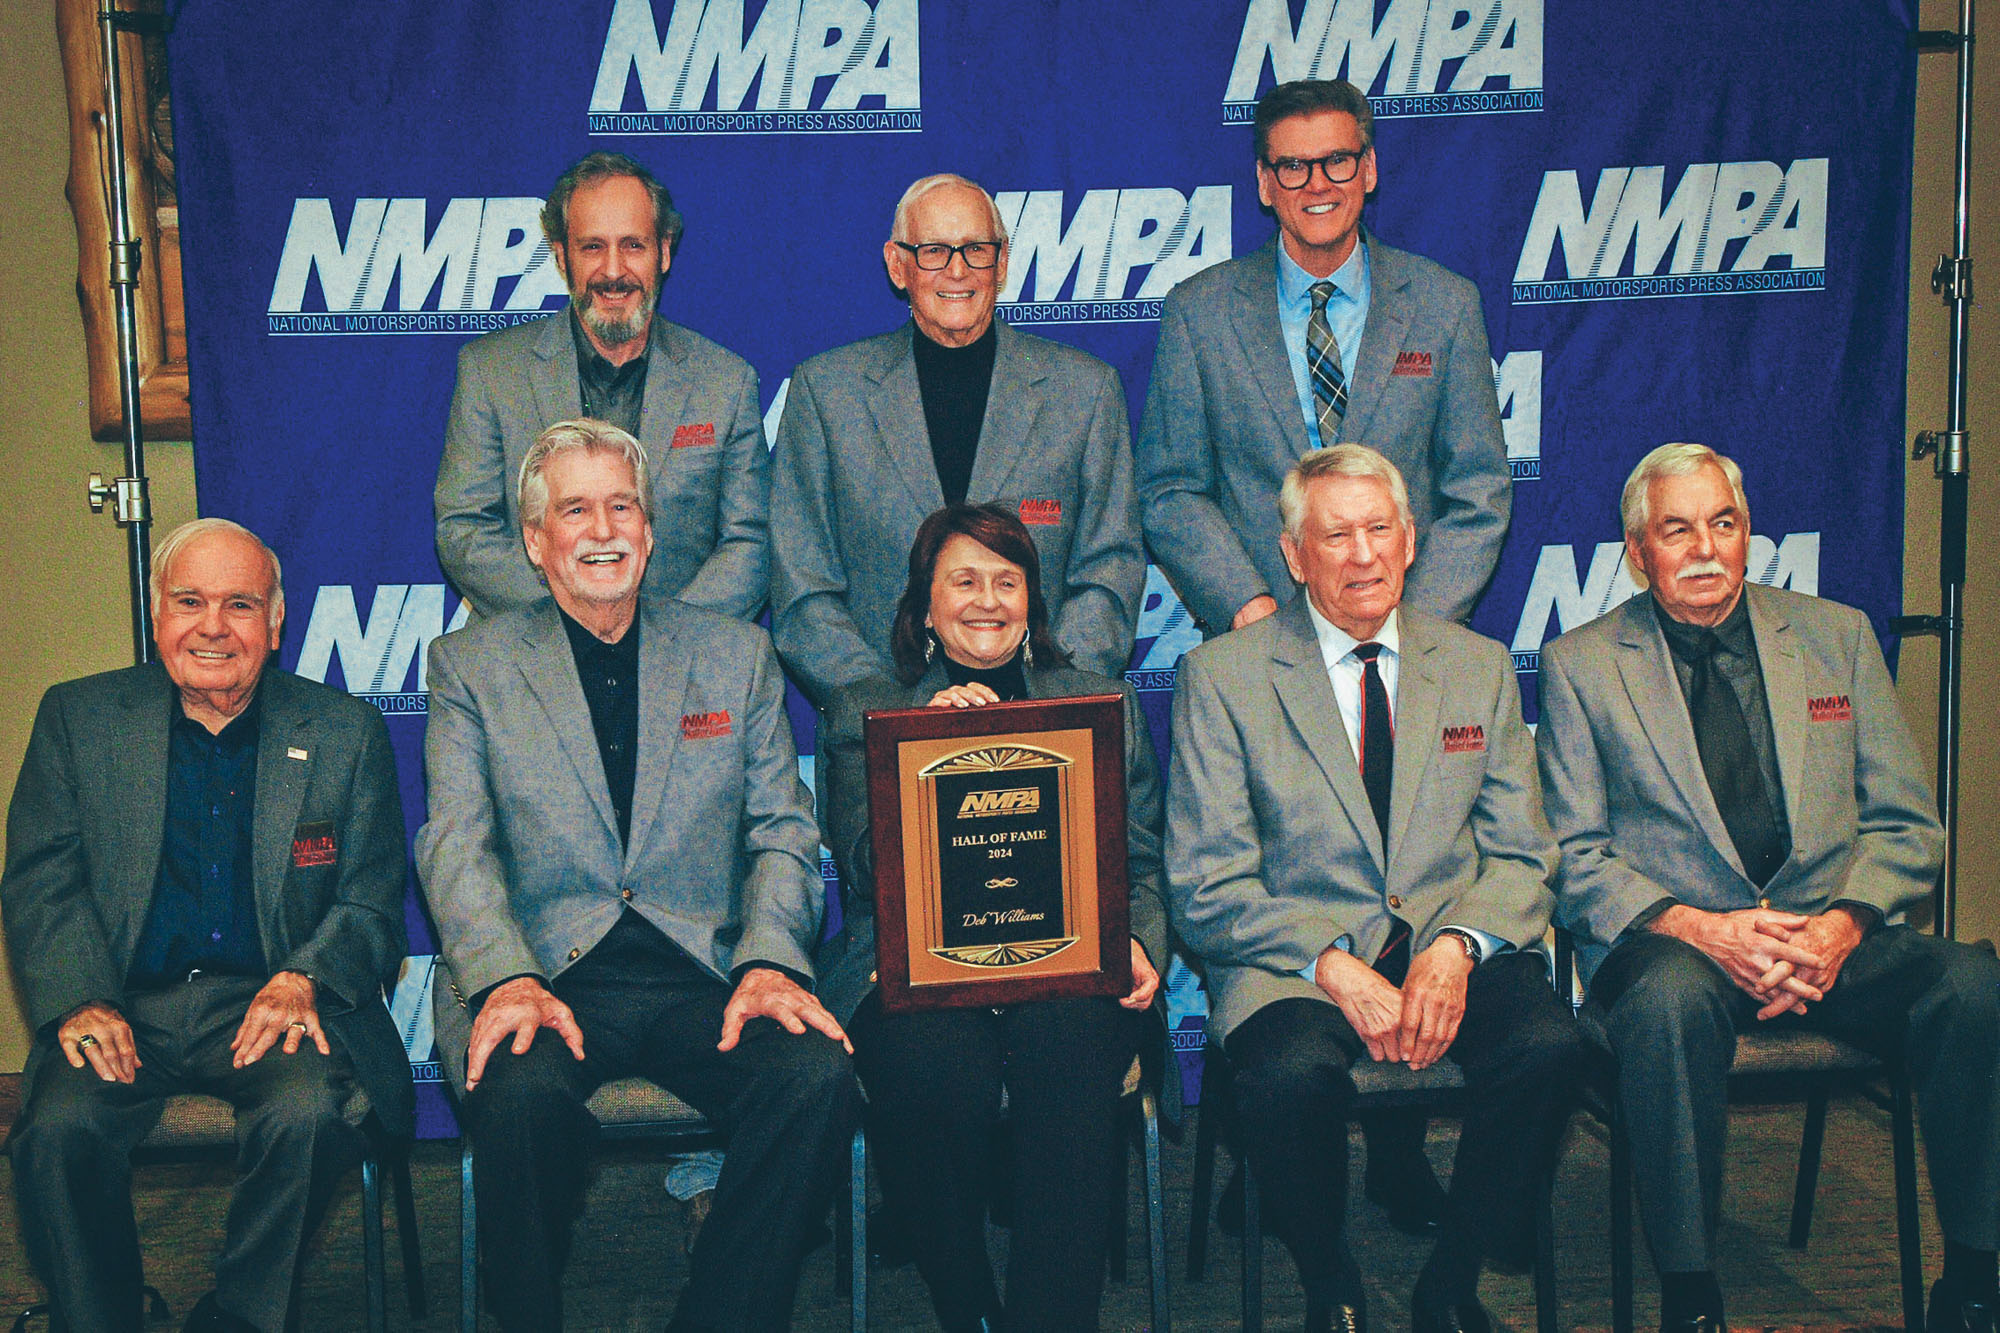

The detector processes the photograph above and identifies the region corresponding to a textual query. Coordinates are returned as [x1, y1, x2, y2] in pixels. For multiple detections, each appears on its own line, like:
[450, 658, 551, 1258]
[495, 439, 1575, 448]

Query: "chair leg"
[850, 1127, 869, 1333]
[1187, 1047, 1221, 1282]
[1142, 1090, 1171, 1333]
[1789, 1088, 1831, 1248]
[1610, 1102, 1634, 1333]
[1534, 1165, 1559, 1333]
[392, 1147, 429, 1318]
[1108, 1095, 1131, 1283]
[1242, 1157, 1262, 1333]
[461, 1139, 478, 1333]
[362, 1154, 388, 1333]
[1890, 1071, 1924, 1333]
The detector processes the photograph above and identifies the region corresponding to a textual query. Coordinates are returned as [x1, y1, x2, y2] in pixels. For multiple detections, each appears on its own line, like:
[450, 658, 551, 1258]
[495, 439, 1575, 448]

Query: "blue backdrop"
[167, 0, 1918, 1131]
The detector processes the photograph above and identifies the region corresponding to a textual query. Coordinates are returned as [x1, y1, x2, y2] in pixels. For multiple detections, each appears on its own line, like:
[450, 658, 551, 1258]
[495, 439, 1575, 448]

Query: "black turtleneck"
[940, 644, 1028, 701]
[912, 323, 998, 506]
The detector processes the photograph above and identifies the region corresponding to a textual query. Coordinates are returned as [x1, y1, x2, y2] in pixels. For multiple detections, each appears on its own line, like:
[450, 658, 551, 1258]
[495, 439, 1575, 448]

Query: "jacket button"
[567, 948, 580, 961]
[1758, 897, 1771, 910]
[1388, 895, 1403, 909]
[622, 889, 634, 901]
[868, 970, 878, 984]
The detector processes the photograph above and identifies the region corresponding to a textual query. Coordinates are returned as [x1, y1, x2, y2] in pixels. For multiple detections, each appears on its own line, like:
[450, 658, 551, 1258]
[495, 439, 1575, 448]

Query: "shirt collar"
[558, 602, 640, 665]
[170, 680, 264, 747]
[1302, 597, 1400, 670]
[1652, 586, 1755, 661]
[569, 308, 652, 382]
[1276, 233, 1370, 312]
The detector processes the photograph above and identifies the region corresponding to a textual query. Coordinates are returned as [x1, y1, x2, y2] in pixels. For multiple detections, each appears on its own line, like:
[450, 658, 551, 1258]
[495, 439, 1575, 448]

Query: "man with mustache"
[436, 151, 769, 622]
[1536, 442, 2000, 1333]
[419, 420, 860, 1331]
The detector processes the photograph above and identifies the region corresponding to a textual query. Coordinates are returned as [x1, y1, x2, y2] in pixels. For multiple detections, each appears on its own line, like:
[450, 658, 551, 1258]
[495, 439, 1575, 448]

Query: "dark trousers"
[9, 975, 369, 1333]
[1590, 925, 2000, 1273]
[850, 993, 1133, 1333]
[1224, 952, 1583, 1301]
[461, 911, 862, 1332]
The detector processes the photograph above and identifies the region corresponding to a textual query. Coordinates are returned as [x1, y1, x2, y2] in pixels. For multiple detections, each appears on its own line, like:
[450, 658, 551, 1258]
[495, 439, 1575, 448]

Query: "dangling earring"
[924, 635, 936, 665]
[1021, 637, 1034, 669]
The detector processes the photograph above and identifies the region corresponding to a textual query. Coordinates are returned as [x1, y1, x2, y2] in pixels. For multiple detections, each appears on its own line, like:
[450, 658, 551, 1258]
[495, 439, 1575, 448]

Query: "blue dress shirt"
[1277, 238, 1371, 452]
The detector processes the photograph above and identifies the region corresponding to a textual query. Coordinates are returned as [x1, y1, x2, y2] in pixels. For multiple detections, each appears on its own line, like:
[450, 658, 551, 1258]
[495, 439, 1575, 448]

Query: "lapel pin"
[287, 747, 309, 761]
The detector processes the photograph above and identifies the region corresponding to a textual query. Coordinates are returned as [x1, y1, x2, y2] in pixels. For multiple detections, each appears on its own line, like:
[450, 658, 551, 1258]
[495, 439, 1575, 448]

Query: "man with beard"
[436, 151, 769, 621]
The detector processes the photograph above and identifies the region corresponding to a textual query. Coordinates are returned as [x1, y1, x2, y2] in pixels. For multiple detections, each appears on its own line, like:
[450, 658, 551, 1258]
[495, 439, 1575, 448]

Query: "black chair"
[6, 1092, 426, 1333]
[1102, 1059, 1173, 1333]
[1185, 1041, 1562, 1333]
[456, 1076, 867, 1333]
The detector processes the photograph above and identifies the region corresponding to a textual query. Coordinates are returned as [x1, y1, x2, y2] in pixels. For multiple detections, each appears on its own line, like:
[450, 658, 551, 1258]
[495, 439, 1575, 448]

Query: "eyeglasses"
[895, 240, 1004, 271]
[1262, 151, 1367, 190]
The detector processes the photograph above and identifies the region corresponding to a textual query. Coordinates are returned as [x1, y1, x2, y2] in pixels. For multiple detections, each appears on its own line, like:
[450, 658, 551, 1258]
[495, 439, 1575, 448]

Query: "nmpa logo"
[1509, 532, 1820, 673]
[1494, 349, 1540, 481]
[958, 787, 1042, 818]
[1514, 159, 1827, 304]
[588, 0, 920, 136]
[268, 198, 567, 336]
[294, 584, 470, 714]
[994, 187, 1232, 326]
[1223, 0, 1543, 124]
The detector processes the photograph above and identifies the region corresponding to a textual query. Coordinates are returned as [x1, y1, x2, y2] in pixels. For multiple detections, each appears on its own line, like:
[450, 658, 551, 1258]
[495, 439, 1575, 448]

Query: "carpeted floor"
[0, 1082, 1931, 1331]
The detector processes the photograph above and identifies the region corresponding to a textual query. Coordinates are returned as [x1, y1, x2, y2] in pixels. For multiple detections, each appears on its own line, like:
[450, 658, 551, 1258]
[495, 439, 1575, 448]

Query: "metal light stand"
[84, 0, 169, 665]
[1895, 0, 1977, 939]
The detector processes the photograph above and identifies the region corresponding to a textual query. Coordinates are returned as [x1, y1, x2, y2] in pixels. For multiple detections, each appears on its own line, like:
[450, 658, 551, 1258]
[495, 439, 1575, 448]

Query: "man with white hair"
[1537, 442, 2000, 1333]
[1168, 444, 1580, 1333]
[419, 419, 859, 1332]
[436, 150, 770, 621]
[4, 518, 412, 1333]
[770, 170, 1145, 702]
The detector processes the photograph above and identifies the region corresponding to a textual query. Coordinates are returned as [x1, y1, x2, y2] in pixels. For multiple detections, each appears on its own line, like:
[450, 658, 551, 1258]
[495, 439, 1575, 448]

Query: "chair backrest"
[137, 1093, 237, 1151]
[584, 1077, 718, 1142]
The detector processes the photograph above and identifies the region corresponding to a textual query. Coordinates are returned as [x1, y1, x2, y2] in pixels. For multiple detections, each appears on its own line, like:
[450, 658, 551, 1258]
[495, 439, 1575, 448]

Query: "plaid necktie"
[1307, 280, 1348, 441]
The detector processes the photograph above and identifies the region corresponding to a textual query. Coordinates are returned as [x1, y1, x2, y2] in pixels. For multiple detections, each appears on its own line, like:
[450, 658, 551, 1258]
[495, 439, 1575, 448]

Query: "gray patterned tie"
[1307, 279, 1348, 442]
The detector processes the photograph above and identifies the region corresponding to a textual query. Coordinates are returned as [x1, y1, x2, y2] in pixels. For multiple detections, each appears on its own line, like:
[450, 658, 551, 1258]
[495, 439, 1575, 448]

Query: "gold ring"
[288, 1021, 309, 1031]
[76, 1034, 99, 1049]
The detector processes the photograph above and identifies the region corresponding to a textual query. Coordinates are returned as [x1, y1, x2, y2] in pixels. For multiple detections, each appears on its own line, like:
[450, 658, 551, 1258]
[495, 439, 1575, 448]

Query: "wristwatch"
[1435, 928, 1481, 963]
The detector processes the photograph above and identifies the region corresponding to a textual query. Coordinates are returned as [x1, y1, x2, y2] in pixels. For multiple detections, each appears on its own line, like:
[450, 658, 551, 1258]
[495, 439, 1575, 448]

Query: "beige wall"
[0, 3, 1994, 1070]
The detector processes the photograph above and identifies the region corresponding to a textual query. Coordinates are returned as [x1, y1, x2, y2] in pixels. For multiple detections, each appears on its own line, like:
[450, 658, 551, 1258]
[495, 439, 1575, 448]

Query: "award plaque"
[865, 694, 1132, 1012]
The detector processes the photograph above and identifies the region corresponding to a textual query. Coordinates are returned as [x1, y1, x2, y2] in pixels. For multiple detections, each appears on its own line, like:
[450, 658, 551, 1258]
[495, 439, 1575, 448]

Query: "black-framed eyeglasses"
[895, 240, 1004, 271]
[1262, 151, 1367, 190]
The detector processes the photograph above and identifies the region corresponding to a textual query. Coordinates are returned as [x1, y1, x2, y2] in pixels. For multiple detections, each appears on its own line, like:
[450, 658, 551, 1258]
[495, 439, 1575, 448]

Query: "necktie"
[1307, 280, 1348, 443]
[1671, 629, 1789, 887]
[1355, 642, 1411, 983]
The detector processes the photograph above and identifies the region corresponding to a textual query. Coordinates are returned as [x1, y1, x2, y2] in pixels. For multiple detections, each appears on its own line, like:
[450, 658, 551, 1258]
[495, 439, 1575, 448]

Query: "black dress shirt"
[129, 693, 268, 989]
[560, 606, 641, 846]
[1653, 593, 1791, 849]
[912, 323, 998, 507]
[571, 311, 649, 436]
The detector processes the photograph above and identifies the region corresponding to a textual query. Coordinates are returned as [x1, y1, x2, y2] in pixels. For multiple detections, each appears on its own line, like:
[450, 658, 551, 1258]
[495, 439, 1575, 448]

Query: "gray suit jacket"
[415, 597, 822, 1092]
[1, 665, 413, 1131]
[1166, 598, 1554, 1041]
[435, 311, 769, 620]
[811, 662, 1169, 1026]
[1136, 235, 1510, 632]
[770, 320, 1145, 703]
[1536, 584, 1943, 987]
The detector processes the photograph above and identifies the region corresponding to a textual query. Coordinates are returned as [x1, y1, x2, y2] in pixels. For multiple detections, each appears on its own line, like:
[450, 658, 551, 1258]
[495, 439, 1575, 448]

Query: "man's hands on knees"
[1651, 903, 1829, 1019]
[1313, 947, 1408, 1065]
[1397, 940, 1474, 1070]
[231, 970, 330, 1068]
[466, 976, 585, 1091]
[718, 967, 851, 1055]
[58, 1001, 140, 1083]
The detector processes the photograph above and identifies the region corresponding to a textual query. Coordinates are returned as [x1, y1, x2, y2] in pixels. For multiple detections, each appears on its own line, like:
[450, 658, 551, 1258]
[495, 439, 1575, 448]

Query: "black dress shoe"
[1657, 1313, 1727, 1333]
[1364, 1162, 1449, 1235]
[1929, 1280, 1998, 1333]
[1410, 1286, 1491, 1333]
[181, 1292, 260, 1333]
[1305, 1294, 1368, 1333]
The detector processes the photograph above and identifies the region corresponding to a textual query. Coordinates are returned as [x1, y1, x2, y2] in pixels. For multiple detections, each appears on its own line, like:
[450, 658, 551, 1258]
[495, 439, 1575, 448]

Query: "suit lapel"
[1385, 616, 1440, 876]
[1341, 238, 1411, 446]
[515, 604, 619, 840]
[1614, 599, 1744, 875]
[625, 600, 695, 871]
[252, 673, 315, 950]
[1268, 603, 1384, 872]
[111, 670, 173, 931]
[1231, 242, 1313, 460]
[530, 313, 584, 428]
[1747, 588, 1806, 829]
[864, 326, 947, 517]
[635, 321, 693, 457]
[966, 323, 1046, 502]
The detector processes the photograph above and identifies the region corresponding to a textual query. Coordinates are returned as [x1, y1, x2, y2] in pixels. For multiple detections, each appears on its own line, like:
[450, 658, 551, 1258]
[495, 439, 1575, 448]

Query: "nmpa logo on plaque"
[588, 0, 921, 135]
[994, 187, 1233, 326]
[1223, 0, 1543, 124]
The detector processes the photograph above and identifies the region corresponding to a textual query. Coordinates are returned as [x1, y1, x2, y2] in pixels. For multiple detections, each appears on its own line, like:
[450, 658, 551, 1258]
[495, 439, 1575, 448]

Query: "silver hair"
[888, 173, 1010, 246]
[1279, 444, 1414, 539]
[517, 419, 653, 528]
[149, 517, 285, 631]
[1619, 442, 1750, 538]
